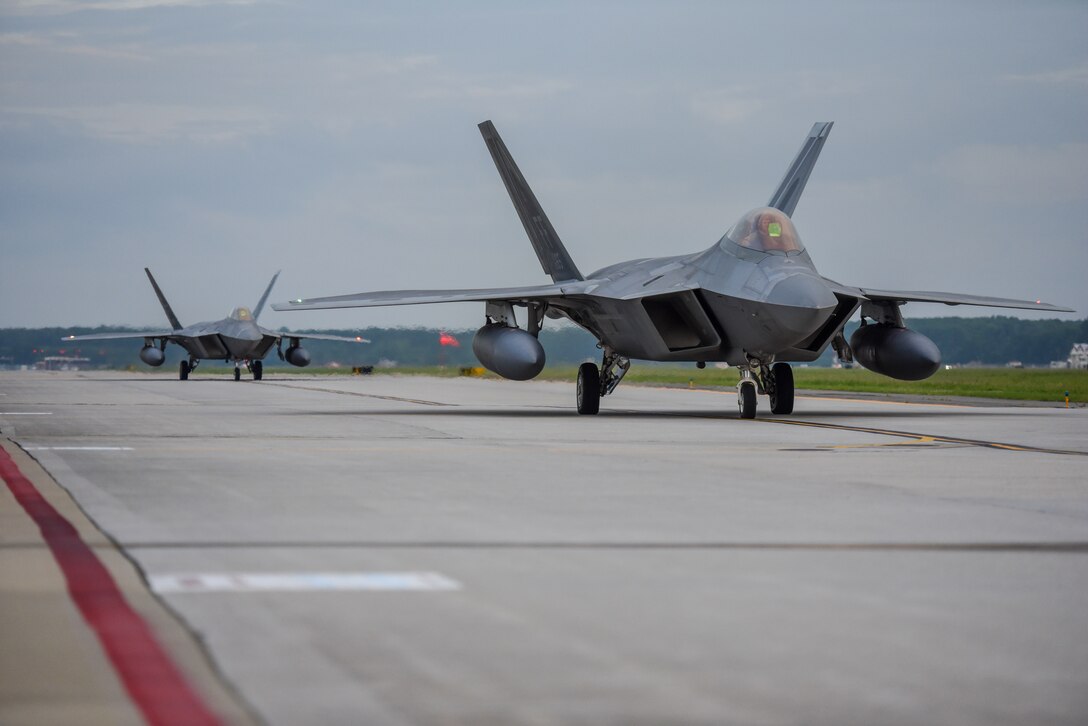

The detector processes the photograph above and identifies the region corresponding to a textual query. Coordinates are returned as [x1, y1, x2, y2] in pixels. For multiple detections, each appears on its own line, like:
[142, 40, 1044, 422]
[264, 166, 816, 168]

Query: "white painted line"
[24, 446, 135, 451]
[150, 572, 462, 594]
[0, 412, 53, 415]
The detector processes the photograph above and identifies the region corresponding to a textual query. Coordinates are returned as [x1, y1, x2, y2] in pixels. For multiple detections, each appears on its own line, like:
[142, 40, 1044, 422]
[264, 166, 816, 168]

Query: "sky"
[1, 0, 1086, 332]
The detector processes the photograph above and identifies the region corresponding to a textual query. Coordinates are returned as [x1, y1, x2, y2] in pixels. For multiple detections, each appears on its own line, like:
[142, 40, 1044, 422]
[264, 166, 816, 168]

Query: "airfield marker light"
[768, 222, 782, 237]
[1065, 391, 1070, 408]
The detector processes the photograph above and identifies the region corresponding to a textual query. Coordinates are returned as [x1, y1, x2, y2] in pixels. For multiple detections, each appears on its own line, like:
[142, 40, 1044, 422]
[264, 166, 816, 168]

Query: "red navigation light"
[439, 331, 460, 347]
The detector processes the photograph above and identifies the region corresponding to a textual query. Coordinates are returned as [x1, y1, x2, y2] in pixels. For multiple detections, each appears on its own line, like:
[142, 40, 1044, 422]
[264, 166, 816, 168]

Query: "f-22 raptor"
[65, 268, 367, 380]
[275, 121, 1073, 417]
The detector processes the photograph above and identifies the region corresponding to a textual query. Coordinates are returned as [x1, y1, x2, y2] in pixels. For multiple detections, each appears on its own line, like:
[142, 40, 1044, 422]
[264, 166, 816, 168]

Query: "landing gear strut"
[575, 349, 630, 415]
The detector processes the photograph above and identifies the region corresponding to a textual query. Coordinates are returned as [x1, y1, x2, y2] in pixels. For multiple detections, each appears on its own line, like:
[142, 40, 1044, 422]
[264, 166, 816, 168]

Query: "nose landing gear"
[737, 359, 795, 419]
[737, 374, 758, 419]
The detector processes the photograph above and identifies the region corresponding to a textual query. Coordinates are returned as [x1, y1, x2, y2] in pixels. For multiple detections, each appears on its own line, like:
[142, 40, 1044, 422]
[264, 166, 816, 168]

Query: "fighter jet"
[274, 121, 1072, 417]
[64, 269, 367, 380]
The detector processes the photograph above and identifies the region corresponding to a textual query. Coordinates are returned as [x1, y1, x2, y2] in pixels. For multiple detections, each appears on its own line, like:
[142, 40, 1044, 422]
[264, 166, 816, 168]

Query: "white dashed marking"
[150, 572, 462, 593]
[24, 446, 134, 451]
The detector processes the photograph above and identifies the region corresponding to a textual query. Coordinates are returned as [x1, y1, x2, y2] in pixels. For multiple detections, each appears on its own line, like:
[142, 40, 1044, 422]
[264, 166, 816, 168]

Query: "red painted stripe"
[0, 445, 222, 726]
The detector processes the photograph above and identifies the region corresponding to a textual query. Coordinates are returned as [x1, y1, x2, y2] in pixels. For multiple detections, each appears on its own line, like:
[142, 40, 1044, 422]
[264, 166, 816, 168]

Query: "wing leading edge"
[857, 287, 1073, 312]
[63, 330, 175, 342]
[273, 282, 584, 311]
[271, 331, 371, 343]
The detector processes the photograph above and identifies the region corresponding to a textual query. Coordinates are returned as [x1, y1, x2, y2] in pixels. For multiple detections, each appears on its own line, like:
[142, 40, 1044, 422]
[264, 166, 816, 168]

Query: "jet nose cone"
[764, 274, 839, 341]
[767, 274, 839, 310]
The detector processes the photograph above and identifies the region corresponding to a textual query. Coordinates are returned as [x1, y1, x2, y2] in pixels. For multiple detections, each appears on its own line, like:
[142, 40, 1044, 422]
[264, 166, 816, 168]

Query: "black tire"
[738, 381, 757, 419]
[768, 362, 794, 415]
[233, 366, 241, 381]
[252, 360, 263, 381]
[179, 360, 189, 381]
[576, 362, 601, 415]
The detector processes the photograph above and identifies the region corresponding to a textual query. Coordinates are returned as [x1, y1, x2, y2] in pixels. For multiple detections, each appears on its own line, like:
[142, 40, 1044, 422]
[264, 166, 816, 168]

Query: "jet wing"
[855, 288, 1074, 312]
[272, 331, 371, 343]
[273, 282, 584, 311]
[62, 330, 174, 342]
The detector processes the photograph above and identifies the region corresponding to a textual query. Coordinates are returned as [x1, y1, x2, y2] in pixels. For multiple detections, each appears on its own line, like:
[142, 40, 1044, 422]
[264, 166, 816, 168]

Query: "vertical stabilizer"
[478, 120, 584, 283]
[253, 270, 281, 321]
[767, 122, 833, 218]
[144, 268, 183, 330]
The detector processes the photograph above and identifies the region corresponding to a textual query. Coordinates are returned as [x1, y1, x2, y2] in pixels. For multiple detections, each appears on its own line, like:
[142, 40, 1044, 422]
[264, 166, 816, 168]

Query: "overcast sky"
[2, 0, 1085, 332]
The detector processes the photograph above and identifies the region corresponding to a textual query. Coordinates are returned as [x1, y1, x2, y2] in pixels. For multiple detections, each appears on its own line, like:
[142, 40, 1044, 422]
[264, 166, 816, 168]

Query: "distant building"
[1070, 343, 1088, 370]
[35, 356, 91, 371]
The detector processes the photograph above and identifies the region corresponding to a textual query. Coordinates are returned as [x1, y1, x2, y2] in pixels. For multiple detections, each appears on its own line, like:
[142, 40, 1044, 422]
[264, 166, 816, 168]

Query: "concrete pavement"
[1, 370, 1086, 725]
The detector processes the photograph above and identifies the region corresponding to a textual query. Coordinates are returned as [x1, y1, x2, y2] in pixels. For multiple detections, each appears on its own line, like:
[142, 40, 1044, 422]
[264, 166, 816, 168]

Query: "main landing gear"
[736, 360, 795, 419]
[576, 349, 630, 415]
[179, 358, 199, 381]
[235, 360, 263, 381]
[228, 360, 263, 381]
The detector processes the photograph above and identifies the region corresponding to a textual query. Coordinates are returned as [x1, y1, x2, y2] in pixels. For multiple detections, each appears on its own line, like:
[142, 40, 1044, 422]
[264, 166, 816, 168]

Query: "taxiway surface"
[2, 371, 1086, 725]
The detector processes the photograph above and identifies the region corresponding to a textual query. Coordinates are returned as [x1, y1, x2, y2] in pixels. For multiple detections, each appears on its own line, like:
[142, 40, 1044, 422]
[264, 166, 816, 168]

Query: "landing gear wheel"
[233, 366, 241, 381]
[768, 362, 794, 415]
[738, 381, 757, 419]
[179, 360, 189, 381]
[252, 360, 263, 381]
[576, 362, 601, 415]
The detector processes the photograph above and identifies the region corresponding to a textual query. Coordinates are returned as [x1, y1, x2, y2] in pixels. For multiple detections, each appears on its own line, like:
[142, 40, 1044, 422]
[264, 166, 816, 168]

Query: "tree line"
[1, 316, 1085, 370]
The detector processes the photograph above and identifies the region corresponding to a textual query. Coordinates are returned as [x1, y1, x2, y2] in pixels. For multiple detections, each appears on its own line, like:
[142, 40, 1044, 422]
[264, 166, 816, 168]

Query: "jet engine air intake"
[472, 323, 546, 381]
[139, 345, 165, 367]
[285, 345, 311, 367]
[849, 323, 941, 381]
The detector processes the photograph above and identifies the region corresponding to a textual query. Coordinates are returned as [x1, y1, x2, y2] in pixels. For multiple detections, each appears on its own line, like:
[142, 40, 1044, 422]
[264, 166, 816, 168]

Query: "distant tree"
[2, 317, 1084, 370]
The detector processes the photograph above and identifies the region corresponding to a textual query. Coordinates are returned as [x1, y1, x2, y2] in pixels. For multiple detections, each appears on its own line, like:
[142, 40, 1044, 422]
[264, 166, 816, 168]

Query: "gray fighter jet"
[65, 268, 367, 380]
[274, 121, 1072, 417]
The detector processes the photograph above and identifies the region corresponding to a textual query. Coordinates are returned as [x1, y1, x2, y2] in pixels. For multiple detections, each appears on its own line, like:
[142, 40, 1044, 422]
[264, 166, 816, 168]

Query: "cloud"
[690, 87, 765, 125]
[0, 30, 151, 60]
[4, 103, 277, 143]
[1004, 63, 1088, 87]
[412, 77, 573, 101]
[932, 142, 1088, 206]
[6, 0, 260, 14]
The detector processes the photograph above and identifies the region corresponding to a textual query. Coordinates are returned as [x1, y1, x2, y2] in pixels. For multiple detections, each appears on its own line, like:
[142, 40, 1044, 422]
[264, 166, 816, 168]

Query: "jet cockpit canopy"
[723, 207, 804, 255]
[230, 306, 254, 321]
